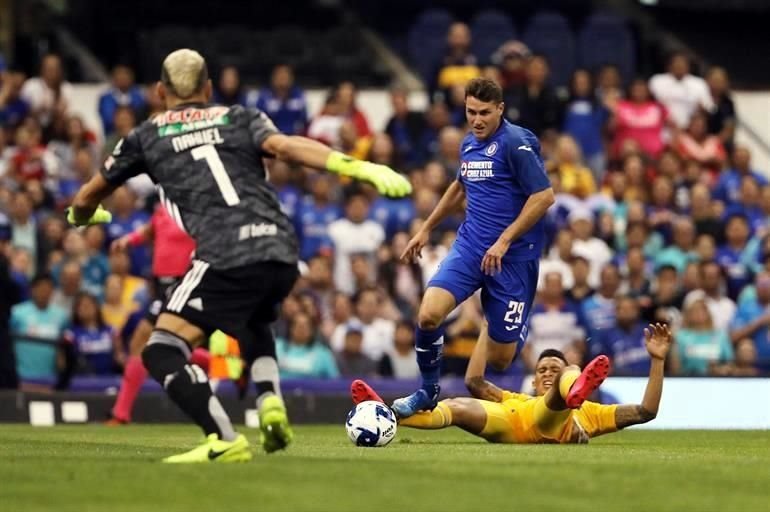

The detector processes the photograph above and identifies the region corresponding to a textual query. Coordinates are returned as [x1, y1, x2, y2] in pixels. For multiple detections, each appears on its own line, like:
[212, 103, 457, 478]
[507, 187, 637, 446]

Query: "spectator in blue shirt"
[655, 217, 698, 274]
[253, 64, 307, 135]
[729, 271, 770, 371]
[581, 263, 621, 339]
[675, 298, 733, 375]
[562, 69, 608, 184]
[213, 65, 246, 106]
[713, 146, 767, 206]
[385, 87, 427, 167]
[276, 312, 338, 379]
[724, 175, 764, 234]
[98, 65, 145, 136]
[295, 173, 342, 261]
[0, 70, 30, 129]
[269, 159, 301, 222]
[62, 292, 123, 378]
[10, 274, 69, 387]
[716, 214, 753, 301]
[592, 296, 650, 376]
[105, 186, 150, 277]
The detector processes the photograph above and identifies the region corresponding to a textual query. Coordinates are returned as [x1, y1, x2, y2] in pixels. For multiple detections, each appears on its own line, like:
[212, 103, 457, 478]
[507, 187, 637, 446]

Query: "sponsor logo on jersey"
[517, 144, 533, 152]
[460, 160, 495, 181]
[156, 107, 231, 136]
[238, 222, 278, 241]
[485, 142, 498, 156]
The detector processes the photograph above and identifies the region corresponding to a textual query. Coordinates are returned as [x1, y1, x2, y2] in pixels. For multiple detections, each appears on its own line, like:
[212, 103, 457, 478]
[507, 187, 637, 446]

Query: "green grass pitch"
[0, 425, 767, 512]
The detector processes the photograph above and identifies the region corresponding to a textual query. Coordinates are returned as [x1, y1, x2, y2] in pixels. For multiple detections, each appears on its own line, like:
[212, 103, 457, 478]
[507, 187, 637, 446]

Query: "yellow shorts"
[478, 397, 571, 444]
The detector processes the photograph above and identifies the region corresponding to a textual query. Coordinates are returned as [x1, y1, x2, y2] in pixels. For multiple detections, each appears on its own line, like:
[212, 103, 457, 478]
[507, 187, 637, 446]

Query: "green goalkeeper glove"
[66, 205, 113, 226]
[326, 151, 412, 198]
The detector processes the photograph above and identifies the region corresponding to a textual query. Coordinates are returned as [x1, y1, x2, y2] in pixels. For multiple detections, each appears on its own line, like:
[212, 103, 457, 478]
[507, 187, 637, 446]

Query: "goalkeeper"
[352, 323, 671, 444]
[68, 48, 411, 463]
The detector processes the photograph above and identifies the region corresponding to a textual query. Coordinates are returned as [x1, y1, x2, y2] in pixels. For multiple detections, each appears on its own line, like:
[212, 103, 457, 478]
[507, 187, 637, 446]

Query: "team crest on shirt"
[485, 142, 498, 156]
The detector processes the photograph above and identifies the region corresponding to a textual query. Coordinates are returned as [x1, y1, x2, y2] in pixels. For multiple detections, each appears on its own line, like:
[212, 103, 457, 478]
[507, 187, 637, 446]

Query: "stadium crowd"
[0, 21, 768, 392]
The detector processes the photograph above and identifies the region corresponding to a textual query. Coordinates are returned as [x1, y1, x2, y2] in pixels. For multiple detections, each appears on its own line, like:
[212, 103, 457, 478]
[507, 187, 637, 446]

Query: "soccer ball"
[345, 400, 397, 447]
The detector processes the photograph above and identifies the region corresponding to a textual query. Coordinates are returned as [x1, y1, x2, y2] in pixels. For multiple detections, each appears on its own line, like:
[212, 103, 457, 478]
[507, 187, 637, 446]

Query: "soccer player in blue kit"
[393, 78, 555, 418]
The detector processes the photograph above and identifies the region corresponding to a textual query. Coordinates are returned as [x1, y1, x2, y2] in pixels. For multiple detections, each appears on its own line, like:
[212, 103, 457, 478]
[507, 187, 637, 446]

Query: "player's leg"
[393, 246, 483, 418]
[532, 355, 610, 438]
[240, 262, 299, 453]
[141, 261, 252, 462]
[481, 259, 539, 370]
[108, 316, 153, 424]
[400, 397, 519, 443]
[142, 312, 250, 463]
[399, 398, 483, 434]
[241, 321, 294, 453]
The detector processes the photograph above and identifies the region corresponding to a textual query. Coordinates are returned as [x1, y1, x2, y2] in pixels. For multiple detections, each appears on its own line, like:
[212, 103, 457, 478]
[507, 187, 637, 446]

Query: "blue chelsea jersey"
[456, 120, 550, 261]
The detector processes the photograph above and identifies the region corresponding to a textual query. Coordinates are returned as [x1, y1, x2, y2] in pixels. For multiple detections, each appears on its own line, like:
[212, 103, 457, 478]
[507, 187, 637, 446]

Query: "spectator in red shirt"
[610, 79, 669, 159]
[335, 81, 371, 138]
[10, 121, 56, 184]
[675, 110, 726, 175]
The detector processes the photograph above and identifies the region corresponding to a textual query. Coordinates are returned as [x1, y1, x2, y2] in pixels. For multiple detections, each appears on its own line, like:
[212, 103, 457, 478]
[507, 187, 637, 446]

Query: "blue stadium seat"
[577, 13, 636, 85]
[470, 9, 517, 65]
[522, 11, 575, 87]
[407, 8, 454, 81]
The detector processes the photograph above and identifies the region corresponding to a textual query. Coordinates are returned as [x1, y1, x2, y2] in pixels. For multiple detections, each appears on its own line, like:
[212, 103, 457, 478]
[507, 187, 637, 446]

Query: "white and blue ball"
[345, 400, 397, 447]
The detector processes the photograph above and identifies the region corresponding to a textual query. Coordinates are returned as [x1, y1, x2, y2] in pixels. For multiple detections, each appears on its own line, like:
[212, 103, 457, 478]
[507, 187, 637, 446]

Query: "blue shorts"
[428, 243, 538, 347]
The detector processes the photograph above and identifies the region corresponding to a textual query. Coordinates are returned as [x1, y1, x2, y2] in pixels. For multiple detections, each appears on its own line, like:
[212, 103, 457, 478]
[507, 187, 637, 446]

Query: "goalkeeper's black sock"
[142, 331, 236, 441]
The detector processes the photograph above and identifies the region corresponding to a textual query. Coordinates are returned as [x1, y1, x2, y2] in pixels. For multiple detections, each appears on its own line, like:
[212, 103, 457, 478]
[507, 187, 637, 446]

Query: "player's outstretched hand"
[66, 204, 112, 227]
[643, 323, 672, 360]
[358, 161, 412, 198]
[400, 229, 429, 263]
[481, 238, 510, 275]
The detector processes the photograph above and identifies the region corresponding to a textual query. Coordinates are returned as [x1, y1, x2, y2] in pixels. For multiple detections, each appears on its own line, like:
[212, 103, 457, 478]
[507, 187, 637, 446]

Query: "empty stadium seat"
[577, 12, 636, 84]
[470, 9, 517, 65]
[522, 11, 575, 87]
[407, 8, 454, 81]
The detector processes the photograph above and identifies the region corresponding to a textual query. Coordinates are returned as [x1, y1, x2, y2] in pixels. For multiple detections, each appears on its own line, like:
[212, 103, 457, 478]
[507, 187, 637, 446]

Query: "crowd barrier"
[1, 377, 767, 429]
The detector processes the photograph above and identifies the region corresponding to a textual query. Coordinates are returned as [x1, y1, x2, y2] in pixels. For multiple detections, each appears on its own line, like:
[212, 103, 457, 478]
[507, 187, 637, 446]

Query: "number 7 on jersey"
[191, 144, 241, 206]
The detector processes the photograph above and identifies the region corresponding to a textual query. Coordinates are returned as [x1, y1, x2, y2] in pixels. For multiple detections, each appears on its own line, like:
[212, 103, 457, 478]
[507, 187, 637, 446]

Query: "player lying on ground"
[394, 77, 555, 418]
[353, 323, 670, 444]
[68, 48, 411, 463]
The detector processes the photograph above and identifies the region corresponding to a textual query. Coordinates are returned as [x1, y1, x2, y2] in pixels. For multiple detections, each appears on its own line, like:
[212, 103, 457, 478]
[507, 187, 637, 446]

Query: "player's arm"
[481, 138, 555, 274]
[423, 180, 466, 232]
[68, 130, 146, 226]
[111, 220, 153, 253]
[260, 131, 410, 198]
[400, 180, 465, 262]
[69, 173, 116, 225]
[464, 323, 505, 402]
[614, 323, 672, 429]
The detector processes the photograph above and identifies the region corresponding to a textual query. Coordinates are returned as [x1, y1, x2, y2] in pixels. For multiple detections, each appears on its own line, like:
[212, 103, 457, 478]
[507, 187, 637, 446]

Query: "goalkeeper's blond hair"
[160, 49, 208, 99]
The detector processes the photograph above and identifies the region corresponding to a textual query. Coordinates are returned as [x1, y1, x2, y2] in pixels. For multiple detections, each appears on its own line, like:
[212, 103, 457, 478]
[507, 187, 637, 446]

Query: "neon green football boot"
[259, 395, 293, 453]
[162, 433, 252, 463]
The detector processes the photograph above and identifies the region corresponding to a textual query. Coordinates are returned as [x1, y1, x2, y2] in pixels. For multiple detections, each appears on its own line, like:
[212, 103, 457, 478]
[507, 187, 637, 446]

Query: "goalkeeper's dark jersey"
[101, 103, 298, 270]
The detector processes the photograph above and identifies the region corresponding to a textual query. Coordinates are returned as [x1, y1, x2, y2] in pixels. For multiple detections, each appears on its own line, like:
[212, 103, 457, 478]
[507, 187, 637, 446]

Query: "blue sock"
[415, 325, 445, 401]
